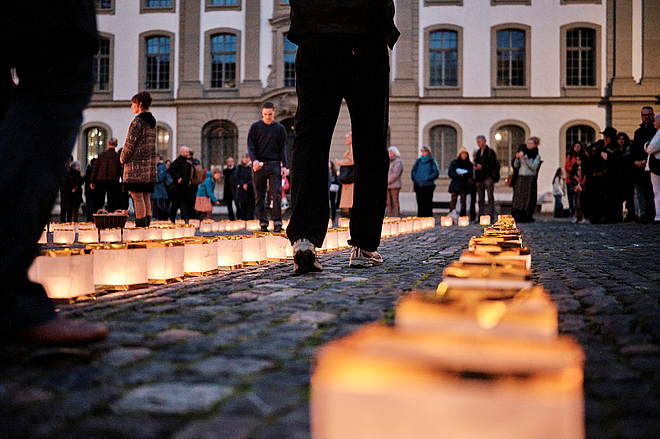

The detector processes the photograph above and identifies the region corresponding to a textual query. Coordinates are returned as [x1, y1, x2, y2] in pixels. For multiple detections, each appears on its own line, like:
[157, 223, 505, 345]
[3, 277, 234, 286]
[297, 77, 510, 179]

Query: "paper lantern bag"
[28, 249, 95, 301]
[311, 324, 584, 439]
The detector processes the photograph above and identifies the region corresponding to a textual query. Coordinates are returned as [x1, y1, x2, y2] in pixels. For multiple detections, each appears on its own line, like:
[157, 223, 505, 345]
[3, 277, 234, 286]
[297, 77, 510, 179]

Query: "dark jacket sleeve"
[447, 159, 459, 180]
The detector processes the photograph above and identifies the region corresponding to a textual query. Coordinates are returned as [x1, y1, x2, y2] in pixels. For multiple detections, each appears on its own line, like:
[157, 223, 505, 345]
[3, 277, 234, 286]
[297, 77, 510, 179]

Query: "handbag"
[649, 154, 660, 175]
[337, 165, 354, 185]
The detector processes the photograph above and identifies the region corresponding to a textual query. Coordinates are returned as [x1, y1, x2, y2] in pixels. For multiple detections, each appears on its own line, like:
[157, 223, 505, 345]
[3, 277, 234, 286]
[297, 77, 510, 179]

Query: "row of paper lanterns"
[30, 216, 435, 301]
[311, 215, 586, 439]
[43, 217, 436, 245]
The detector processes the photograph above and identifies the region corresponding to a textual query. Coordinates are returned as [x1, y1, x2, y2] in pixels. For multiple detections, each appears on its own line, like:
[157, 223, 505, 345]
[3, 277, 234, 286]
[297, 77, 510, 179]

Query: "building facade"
[79, 0, 657, 202]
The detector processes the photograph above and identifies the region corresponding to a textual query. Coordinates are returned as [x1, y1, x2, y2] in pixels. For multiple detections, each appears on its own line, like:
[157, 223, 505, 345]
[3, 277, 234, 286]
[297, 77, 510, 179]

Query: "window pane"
[496, 29, 525, 87]
[284, 35, 297, 87]
[211, 0, 238, 4]
[429, 125, 457, 176]
[157, 126, 171, 161]
[495, 125, 524, 175]
[85, 127, 107, 166]
[147, 0, 171, 7]
[93, 38, 110, 91]
[211, 34, 237, 88]
[566, 28, 595, 87]
[566, 125, 595, 153]
[96, 0, 112, 9]
[202, 120, 239, 173]
[146, 36, 170, 89]
[429, 31, 458, 87]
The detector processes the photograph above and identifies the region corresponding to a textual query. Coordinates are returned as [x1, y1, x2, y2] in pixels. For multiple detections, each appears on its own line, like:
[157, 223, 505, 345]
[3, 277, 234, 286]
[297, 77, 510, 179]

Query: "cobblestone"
[1, 216, 659, 438]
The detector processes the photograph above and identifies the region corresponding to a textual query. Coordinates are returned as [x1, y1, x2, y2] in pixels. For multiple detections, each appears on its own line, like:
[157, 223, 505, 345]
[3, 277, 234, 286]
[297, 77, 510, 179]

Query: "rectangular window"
[211, 34, 237, 88]
[210, 0, 238, 4]
[497, 30, 525, 86]
[146, 36, 170, 90]
[93, 38, 111, 91]
[284, 35, 297, 87]
[429, 31, 458, 87]
[146, 0, 171, 6]
[96, 0, 112, 9]
[566, 28, 595, 86]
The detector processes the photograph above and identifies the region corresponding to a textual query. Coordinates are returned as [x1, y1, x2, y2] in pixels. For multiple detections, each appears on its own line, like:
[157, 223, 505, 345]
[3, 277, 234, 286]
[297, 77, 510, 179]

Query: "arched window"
[429, 125, 457, 176]
[210, 33, 237, 88]
[494, 125, 525, 175]
[156, 125, 171, 161]
[566, 125, 595, 152]
[83, 126, 107, 166]
[201, 120, 238, 173]
[284, 35, 297, 87]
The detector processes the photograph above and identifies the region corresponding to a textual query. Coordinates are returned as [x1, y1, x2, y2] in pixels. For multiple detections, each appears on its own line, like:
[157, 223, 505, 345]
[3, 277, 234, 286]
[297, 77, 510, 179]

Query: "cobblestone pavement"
[1, 217, 659, 439]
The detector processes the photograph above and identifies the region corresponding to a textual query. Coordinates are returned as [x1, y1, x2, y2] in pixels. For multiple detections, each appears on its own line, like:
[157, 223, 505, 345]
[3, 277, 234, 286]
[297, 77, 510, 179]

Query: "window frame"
[490, 23, 531, 97]
[283, 34, 297, 88]
[489, 120, 530, 176]
[424, 0, 462, 5]
[560, 22, 602, 97]
[95, 0, 115, 14]
[267, 13, 294, 91]
[560, 0, 601, 4]
[140, 0, 176, 14]
[91, 32, 114, 101]
[78, 122, 113, 167]
[156, 122, 174, 162]
[204, 28, 241, 96]
[205, 0, 242, 12]
[491, 0, 530, 5]
[559, 120, 600, 162]
[139, 30, 175, 100]
[201, 119, 239, 173]
[424, 24, 463, 97]
[422, 120, 463, 179]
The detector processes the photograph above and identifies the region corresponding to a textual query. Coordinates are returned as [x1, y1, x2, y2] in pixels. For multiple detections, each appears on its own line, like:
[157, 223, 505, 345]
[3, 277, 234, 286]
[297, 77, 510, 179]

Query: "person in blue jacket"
[411, 145, 440, 217]
[195, 169, 221, 221]
[151, 154, 170, 221]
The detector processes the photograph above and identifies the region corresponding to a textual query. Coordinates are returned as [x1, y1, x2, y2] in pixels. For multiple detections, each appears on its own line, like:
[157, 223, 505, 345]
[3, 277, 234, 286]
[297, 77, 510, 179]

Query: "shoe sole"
[294, 249, 322, 274]
[349, 258, 373, 268]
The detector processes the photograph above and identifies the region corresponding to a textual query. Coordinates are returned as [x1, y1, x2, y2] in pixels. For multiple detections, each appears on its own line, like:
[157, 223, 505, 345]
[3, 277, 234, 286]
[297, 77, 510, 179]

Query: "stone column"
[391, 0, 419, 97]
[642, 0, 660, 84]
[177, 0, 204, 98]
[611, 0, 636, 94]
[240, 0, 263, 97]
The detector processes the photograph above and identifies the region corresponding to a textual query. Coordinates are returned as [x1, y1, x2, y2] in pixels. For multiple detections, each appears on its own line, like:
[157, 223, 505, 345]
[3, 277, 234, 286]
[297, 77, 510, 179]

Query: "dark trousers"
[414, 185, 435, 217]
[0, 38, 94, 335]
[476, 177, 496, 219]
[152, 197, 169, 221]
[253, 161, 282, 227]
[287, 38, 390, 251]
[94, 180, 121, 213]
[224, 193, 236, 221]
[238, 202, 255, 221]
[635, 170, 656, 221]
[169, 187, 189, 223]
[450, 192, 467, 217]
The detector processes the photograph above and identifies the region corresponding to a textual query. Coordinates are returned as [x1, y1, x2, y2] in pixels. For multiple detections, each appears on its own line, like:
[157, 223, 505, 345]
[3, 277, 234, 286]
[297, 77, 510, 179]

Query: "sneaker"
[579, 218, 590, 224]
[293, 239, 323, 274]
[572, 217, 579, 224]
[349, 247, 384, 268]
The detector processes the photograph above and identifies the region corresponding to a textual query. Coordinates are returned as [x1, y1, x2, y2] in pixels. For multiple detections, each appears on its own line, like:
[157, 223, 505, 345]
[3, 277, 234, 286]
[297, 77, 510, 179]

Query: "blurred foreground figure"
[0, 1, 108, 345]
[285, 0, 400, 274]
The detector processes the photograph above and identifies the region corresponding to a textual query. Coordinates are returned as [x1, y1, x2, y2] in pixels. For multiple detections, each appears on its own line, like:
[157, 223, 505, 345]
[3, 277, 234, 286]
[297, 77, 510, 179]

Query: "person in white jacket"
[644, 113, 660, 222]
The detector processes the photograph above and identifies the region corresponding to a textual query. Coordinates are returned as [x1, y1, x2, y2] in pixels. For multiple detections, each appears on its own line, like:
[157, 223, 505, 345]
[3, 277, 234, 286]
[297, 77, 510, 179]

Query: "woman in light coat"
[336, 132, 354, 212]
[387, 146, 403, 217]
[644, 113, 660, 223]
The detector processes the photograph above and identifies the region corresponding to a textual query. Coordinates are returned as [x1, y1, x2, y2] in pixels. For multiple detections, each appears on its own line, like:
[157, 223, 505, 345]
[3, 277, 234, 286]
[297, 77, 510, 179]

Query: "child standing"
[552, 168, 565, 218]
[195, 169, 221, 221]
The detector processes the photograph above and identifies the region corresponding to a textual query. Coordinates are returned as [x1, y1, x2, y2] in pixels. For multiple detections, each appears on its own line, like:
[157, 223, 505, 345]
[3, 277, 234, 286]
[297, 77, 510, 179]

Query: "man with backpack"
[168, 146, 193, 223]
[187, 150, 204, 220]
[473, 135, 499, 222]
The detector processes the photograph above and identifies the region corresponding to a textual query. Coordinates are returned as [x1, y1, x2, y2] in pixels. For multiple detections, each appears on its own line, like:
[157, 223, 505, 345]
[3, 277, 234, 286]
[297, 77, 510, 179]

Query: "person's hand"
[601, 152, 608, 160]
[243, 184, 248, 190]
[90, 183, 95, 190]
[281, 167, 288, 178]
[474, 163, 482, 170]
[635, 160, 647, 168]
[253, 160, 262, 171]
[177, 178, 182, 184]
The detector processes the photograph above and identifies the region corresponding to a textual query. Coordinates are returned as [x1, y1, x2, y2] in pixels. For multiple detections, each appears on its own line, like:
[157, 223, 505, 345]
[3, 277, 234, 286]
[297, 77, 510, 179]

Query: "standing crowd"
[561, 106, 660, 224]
